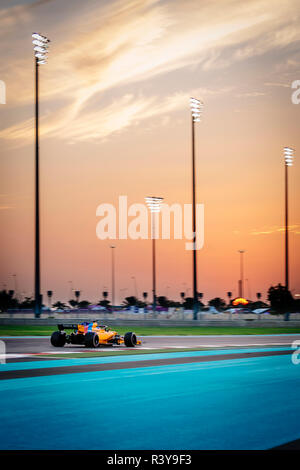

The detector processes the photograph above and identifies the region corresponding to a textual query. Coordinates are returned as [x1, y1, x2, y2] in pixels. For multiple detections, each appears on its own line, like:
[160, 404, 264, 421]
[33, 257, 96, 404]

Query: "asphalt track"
[0, 336, 300, 450]
[1, 334, 299, 356]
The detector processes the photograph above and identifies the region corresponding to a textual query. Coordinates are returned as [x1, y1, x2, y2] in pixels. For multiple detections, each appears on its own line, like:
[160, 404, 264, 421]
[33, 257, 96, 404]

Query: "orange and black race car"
[50, 322, 141, 348]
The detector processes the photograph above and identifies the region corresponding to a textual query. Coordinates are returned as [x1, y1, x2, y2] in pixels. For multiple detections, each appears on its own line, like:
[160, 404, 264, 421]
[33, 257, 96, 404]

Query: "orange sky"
[0, 0, 299, 304]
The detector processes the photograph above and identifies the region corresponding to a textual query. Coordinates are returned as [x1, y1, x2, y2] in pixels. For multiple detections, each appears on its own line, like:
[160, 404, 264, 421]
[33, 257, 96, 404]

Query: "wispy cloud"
[251, 224, 300, 235]
[0, 86, 229, 145]
[236, 91, 266, 97]
[264, 82, 291, 88]
[0, 0, 56, 38]
[1, 0, 300, 145]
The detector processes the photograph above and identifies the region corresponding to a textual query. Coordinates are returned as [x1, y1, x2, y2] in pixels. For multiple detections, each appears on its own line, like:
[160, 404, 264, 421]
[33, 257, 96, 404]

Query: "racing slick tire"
[84, 332, 100, 348]
[51, 331, 66, 347]
[124, 332, 137, 347]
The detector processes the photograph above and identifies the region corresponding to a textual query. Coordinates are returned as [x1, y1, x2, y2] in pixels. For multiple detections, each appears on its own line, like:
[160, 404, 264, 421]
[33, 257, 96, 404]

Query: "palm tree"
[47, 290, 53, 308]
[0, 290, 19, 312]
[183, 297, 193, 310]
[52, 301, 67, 310]
[268, 284, 293, 315]
[208, 297, 226, 311]
[98, 299, 111, 308]
[18, 297, 35, 309]
[78, 300, 90, 309]
[157, 296, 169, 308]
[122, 296, 138, 307]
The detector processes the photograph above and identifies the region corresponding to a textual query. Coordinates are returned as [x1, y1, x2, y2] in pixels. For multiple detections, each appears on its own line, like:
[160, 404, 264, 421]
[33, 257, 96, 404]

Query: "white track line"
[0, 354, 31, 359]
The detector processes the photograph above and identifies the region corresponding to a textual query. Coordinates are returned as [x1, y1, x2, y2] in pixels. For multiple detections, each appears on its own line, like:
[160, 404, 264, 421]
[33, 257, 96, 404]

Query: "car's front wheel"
[124, 332, 137, 347]
[84, 332, 99, 348]
[50, 331, 66, 347]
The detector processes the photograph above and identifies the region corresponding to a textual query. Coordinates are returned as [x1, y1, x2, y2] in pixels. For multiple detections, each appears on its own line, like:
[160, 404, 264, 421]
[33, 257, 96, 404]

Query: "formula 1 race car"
[50, 322, 141, 348]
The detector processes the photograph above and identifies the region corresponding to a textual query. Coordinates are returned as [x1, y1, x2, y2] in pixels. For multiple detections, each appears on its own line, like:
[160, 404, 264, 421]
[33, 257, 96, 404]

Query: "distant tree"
[52, 301, 67, 310]
[98, 299, 111, 308]
[122, 296, 138, 307]
[47, 290, 53, 307]
[267, 284, 293, 314]
[293, 299, 300, 313]
[157, 296, 169, 308]
[181, 297, 204, 310]
[0, 290, 19, 312]
[69, 299, 78, 308]
[18, 297, 35, 309]
[168, 300, 182, 308]
[183, 297, 193, 309]
[208, 297, 226, 311]
[78, 300, 90, 309]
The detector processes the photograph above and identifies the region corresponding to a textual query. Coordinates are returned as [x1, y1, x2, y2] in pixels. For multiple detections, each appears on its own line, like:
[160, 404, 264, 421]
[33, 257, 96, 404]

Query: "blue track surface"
[0, 346, 291, 372]
[0, 351, 300, 450]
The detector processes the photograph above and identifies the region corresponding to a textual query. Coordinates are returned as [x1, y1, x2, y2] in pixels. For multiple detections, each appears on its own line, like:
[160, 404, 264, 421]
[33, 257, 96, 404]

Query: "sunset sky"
[0, 0, 299, 304]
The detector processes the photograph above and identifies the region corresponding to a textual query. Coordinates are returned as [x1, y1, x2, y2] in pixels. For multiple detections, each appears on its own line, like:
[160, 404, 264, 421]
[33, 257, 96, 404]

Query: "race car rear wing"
[57, 323, 109, 331]
[57, 324, 78, 331]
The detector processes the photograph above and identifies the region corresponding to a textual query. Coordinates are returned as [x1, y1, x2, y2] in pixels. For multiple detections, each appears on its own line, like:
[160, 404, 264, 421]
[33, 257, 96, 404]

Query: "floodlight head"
[284, 147, 295, 167]
[33, 39, 47, 47]
[32, 33, 50, 65]
[145, 196, 164, 213]
[190, 97, 204, 123]
[32, 33, 50, 43]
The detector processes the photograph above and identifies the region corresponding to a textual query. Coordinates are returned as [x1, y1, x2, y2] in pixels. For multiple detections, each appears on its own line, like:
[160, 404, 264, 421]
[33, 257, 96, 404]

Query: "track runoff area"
[1, 333, 300, 453]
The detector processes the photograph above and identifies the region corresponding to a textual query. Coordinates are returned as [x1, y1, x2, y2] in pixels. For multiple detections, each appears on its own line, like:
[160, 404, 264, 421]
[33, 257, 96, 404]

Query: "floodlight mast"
[32, 33, 50, 318]
[238, 250, 245, 298]
[189, 98, 203, 320]
[110, 246, 116, 309]
[284, 147, 295, 291]
[145, 197, 163, 314]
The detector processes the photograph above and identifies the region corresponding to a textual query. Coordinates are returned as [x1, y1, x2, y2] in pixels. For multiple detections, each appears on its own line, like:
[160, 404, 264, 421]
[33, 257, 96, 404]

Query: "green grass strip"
[1, 324, 300, 336]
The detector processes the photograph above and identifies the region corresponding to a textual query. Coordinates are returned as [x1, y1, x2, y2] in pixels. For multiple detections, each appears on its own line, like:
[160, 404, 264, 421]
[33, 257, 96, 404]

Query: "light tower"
[110, 245, 116, 308]
[32, 32, 50, 318]
[189, 97, 204, 320]
[284, 147, 295, 290]
[145, 197, 164, 314]
[238, 250, 245, 298]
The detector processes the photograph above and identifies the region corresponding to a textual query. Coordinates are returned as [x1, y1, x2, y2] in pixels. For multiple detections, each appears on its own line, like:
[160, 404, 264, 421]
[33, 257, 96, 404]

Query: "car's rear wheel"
[51, 331, 66, 347]
[84, 332, 99, 348]
[124, 332, 137, 347]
